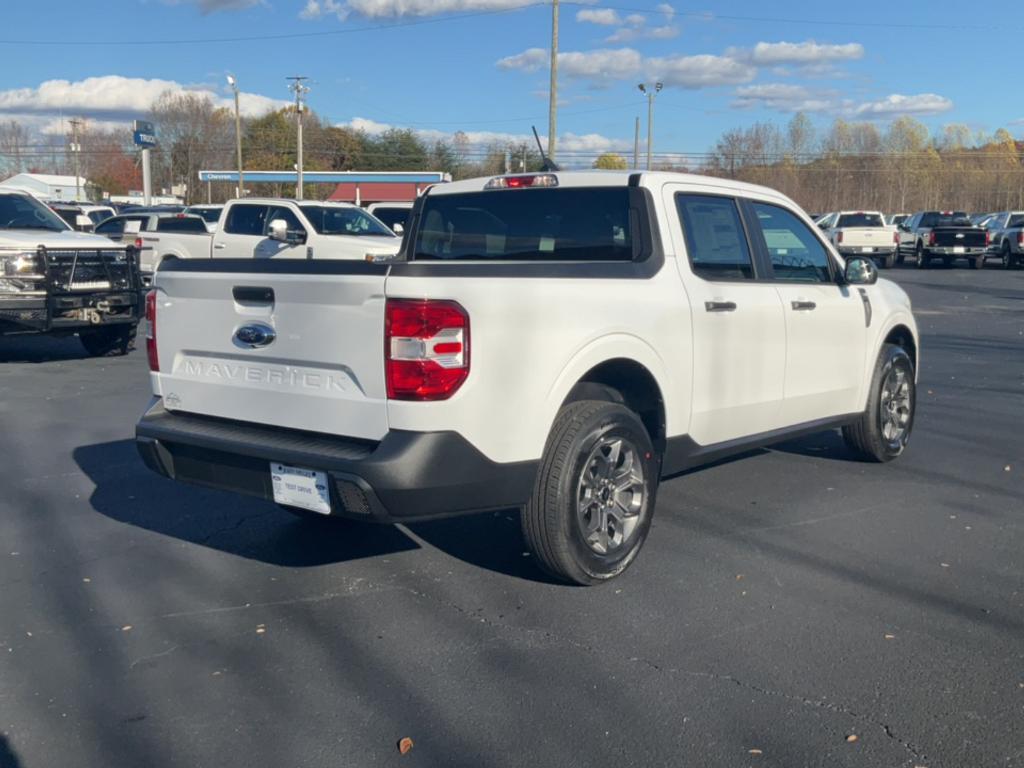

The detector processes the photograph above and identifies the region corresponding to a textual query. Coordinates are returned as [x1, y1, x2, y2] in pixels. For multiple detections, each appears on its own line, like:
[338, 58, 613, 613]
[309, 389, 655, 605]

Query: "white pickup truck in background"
[209, 199, 401, 262]
[137, 171, 919, 585]
[816, 211, 899, 268]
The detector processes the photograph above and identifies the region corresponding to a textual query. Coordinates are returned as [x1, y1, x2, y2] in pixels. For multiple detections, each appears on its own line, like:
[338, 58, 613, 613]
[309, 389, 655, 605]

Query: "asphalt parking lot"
[0, 264, 1021, 768]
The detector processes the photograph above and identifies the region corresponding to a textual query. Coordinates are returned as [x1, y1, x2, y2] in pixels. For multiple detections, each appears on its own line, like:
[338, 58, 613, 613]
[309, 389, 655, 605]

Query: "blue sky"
[0, 0, 1020, 162]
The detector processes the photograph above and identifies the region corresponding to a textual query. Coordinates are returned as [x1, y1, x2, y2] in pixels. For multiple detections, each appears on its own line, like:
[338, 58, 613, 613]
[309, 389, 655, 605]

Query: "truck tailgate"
[838, 228, 891, 247]
[152, 262, 389, 441]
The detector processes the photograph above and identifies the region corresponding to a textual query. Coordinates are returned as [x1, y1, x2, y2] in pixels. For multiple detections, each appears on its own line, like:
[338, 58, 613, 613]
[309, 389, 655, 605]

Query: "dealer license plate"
[270, 462, 331, 514]
[953, 246, 965, 254]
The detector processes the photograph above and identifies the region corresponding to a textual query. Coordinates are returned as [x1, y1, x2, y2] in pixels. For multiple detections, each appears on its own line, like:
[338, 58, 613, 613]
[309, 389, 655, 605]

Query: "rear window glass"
[920, 212, 970, 227]
[187, 207, 222, 223]
[837, 213, 884, 228]
[157, 217, 208, 233]
[413, 188, 633, 261]
[1009, 214, 1024, 228]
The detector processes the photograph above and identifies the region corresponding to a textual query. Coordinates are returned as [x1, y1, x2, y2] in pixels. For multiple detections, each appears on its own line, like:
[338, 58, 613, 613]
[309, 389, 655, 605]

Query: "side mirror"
[845, 257, 878, 285]
[392, 222, 404, 235]
[268, 218, 289, 242]
[74, 214, 93, 231]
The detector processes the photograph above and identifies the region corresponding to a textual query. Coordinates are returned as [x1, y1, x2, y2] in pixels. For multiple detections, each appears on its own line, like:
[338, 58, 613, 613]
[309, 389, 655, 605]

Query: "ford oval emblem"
[233, 323, 276, 349]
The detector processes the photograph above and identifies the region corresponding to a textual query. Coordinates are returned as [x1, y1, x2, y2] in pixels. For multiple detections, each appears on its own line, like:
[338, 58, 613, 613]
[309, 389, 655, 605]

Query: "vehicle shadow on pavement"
[75, 439, 420, 568]
[74, 439, 557, 582]
[0, 736, 21, 768]
[0, 335, 91, 363]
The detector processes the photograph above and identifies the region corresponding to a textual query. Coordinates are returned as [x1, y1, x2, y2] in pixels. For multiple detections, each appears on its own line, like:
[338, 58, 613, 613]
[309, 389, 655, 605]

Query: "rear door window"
[412, 187, 633, 261]
[224, 204, 269, 236]
[675, 194, 754, 280]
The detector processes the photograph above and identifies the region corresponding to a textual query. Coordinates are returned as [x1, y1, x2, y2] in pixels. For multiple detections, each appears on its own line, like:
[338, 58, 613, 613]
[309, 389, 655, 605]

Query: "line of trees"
[698, 113, 1024, 213]
[2, 92, 1021, 211]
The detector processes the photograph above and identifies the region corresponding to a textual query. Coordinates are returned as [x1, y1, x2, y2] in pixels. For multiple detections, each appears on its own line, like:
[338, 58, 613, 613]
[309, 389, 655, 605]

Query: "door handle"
[213, 243, 226, 250]
[704, 300, 737, 313]
[791, 300, 817, 311]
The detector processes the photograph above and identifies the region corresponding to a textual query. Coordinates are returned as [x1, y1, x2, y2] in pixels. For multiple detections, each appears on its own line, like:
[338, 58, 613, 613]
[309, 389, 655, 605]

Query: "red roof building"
[327, 182, 430, 205]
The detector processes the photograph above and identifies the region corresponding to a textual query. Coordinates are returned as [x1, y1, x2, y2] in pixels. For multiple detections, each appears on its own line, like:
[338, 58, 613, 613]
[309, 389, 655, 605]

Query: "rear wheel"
[1002, 243, 1016, 270]
[79, 324, 137, 357]
[969, 254, 984, 270]
[842, 344, 915, 462]
[522, 400, 658, 585]
[915, 244, 928, 268]
[882, 252, 896, 269]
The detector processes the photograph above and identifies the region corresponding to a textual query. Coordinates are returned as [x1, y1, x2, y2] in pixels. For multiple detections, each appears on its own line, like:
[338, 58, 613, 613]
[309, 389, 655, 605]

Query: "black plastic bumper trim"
[135, 399, 538, 522]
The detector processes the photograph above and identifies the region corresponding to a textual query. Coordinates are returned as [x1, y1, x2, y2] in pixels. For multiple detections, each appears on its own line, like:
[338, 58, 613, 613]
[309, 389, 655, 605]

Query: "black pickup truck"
[895, 211, 989, 269]
[0, 191, 142, 356]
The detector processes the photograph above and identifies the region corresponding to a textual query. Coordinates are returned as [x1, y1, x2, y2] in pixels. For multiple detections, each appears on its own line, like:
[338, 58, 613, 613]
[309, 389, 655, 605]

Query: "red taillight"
[1018, 231, 1024, 246]
[134, 237, 143, 249]
[484, 174, 558, 190]
[837, 231, 844, 244]
[892, 232, 899, 245]
[145, 290, 158, 372]
[928, 231, 937, 246]
[385, 299, 469, 401]
[985, 230, 991, 247]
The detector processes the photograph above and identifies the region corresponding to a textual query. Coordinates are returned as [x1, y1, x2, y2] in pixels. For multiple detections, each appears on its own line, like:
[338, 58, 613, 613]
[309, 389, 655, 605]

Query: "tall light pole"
[638, 82, 662, 171]
[287, 76, 310, 200]
[69, 118, 83, 201]
[547, 0, 559, 163]
[227, 75, 244, 198]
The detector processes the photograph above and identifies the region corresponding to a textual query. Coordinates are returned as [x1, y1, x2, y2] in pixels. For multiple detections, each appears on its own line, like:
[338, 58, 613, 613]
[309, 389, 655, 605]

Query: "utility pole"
[227, 75, 245, 198]
[287, 76, 310, 200]
[547, 0, 558, 163]
[69, 118, 83, 201]
[633, 116, 640, 170]
[638, 83, 662, 171]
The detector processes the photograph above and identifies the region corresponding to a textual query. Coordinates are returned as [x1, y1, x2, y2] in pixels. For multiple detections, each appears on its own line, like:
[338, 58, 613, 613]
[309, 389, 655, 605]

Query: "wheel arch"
[883, 323, 917, 372]
[562, 358, 668, 452]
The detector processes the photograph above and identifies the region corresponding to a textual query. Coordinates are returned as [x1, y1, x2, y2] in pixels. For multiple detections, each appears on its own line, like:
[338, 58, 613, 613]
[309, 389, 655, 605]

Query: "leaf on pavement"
[398, 737, 414, 755]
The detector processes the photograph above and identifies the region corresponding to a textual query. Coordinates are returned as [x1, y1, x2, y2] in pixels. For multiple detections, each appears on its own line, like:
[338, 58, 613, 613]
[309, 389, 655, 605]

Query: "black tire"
[969, 255, 983, 270]
[896, 246, 905, 265]
[882, 252, 896, 269]
[79, 323, 137, 357]
[1002, 243, 1015, 270]
[915, 244, 928, 268]
[842, 344, 915, 463]
[522, 400, 659, 585]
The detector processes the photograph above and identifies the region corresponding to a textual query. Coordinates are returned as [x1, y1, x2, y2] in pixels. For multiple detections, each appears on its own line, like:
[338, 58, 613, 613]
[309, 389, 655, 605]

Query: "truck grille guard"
[36, 245, 141, 295]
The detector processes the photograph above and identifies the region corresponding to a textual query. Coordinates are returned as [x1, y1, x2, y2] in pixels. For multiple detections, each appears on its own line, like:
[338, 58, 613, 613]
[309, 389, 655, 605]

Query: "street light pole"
[287, 76, 310, 200]
[638, 83, 662, 171]
[227, 75, 244, 198]
[69, 118, 83, 201]
[547, 0, 558, 163]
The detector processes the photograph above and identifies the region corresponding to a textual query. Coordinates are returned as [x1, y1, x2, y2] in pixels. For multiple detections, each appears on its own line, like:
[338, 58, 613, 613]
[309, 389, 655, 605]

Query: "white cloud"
[656, 3, 675, 21]
[497, 46, 752, 90]
[339, 116, 630, 159]
[749, 41, 864, 65]
[558, 48, 645, 82]
[331, 0, 540, 18]
[576, 8, 621, 25]
[164, 0, 265, 12]
[648, 54, 756, 89]
[496, 47, 548, 72]
[854, 93, 953, 117]
[0, 75, 287, 124]
[732, 83, 834, 113]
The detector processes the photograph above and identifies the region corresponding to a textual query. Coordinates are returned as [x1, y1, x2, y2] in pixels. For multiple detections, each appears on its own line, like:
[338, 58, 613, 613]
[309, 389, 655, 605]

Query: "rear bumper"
[838, 246, 895, 257]
[924, 246, 986, 256]
[135, 398, 538, 522]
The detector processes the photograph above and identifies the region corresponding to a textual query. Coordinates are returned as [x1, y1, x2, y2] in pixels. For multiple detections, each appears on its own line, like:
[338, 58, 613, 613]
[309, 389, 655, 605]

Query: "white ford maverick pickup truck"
[136, 171, 919, 585]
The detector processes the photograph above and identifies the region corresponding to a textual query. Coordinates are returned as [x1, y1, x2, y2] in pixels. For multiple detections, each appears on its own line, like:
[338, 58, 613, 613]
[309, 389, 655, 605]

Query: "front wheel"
[842, 344, 915, 462]
[79, 324, 137, 357]
[522, 400, 659, 585]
